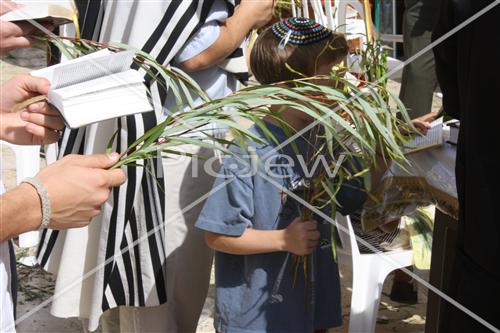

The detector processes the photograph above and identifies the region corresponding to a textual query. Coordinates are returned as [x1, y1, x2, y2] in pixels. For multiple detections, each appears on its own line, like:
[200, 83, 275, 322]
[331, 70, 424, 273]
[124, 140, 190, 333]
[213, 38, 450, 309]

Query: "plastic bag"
[362, 141, 458, 231]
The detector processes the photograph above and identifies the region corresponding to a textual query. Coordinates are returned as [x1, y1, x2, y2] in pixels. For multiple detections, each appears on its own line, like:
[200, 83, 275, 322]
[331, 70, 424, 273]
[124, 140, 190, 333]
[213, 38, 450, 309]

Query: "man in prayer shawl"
[37, 1, 274, 331]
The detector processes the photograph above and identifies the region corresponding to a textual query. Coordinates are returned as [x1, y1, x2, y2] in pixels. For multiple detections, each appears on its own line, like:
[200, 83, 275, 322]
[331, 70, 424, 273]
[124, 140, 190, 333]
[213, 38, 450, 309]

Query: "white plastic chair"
[335, 214, 413, 333]
[0, 142, 42, 266]
[335, 0, 366, 34]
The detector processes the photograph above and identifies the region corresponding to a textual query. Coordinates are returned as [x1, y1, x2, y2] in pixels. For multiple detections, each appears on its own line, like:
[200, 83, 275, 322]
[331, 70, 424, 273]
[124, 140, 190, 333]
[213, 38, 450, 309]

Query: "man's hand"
[282, 217, 321, 256]
[0, 153, 126, 241]
[35, 153, 127, 229]
[238, 0, 275, 30]
[179, 0, 275, 72]
[0, 0, 47, 53]
[411, 111, 440, 135]
[412, 118, 432, 135]
[0, 75, 64, 145]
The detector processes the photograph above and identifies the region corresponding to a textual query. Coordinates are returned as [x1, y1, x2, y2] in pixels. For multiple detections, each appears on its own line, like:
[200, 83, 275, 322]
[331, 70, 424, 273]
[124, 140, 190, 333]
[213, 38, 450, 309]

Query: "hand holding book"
[0, 0, 55, 53]
[403, 117, 444, 154]
[31, 49, 153, 129]
[0, 74, 64, 145]
[0, 0, 76, 27]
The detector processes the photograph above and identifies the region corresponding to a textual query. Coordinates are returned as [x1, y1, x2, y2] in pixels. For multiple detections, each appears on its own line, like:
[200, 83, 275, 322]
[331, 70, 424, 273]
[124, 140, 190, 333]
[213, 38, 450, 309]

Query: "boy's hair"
[250, 25, 348, 85]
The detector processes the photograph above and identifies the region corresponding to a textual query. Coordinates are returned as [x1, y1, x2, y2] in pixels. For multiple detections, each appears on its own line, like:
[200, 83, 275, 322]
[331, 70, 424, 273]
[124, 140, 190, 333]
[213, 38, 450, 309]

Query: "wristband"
[21, 177, 51, 229]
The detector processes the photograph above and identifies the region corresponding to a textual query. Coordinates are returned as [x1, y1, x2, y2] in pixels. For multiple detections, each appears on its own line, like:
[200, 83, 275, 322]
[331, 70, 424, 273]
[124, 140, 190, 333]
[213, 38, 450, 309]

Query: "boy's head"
[250, 17, 348, 84]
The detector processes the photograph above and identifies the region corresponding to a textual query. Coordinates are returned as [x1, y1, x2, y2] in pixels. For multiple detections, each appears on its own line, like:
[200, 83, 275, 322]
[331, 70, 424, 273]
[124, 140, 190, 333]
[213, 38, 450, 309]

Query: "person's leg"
[399, 0, 440, 119]
[390, 269, 418, 304]
[99, 306, 141, 333]
[99, 308, 120, 332]
[162, 145, 217, 332]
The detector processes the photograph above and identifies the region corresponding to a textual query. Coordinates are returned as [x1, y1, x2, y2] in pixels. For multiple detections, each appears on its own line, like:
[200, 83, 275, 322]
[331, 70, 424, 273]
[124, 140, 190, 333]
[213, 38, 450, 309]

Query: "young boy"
[196, 18, 367, 332]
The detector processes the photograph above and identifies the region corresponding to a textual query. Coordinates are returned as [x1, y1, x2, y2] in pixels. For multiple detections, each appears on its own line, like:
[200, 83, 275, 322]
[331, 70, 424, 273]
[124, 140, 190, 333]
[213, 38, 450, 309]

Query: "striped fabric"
[37, 0, 247, 328]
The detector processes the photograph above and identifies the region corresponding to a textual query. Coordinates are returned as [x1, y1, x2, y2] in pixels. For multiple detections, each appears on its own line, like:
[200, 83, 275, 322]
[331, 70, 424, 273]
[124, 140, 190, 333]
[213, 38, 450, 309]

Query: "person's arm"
[0, 184, 42, 242]
[0, 153, 126, 242]
[0, 183, 44, 240]
[179, 0, 274, 72]
[0, 75, 64, 145]
[205, 217, 320, 256]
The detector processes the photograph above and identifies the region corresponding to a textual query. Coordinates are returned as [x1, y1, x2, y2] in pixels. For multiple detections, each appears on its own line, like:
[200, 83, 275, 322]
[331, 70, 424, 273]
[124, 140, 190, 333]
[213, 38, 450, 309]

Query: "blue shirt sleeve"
[196, 159, 255, 237]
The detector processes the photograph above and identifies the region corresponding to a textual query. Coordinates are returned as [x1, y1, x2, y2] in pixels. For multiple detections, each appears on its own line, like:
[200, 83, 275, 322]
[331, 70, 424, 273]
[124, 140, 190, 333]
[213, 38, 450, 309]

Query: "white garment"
[0, 242, 15, 333]
[0, 181, 15, 333]
[43, 7, 170, 327]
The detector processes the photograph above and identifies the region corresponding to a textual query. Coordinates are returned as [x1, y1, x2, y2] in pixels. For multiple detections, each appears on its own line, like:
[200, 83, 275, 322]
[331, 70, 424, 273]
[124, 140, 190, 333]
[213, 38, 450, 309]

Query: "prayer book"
[0, 0, 76, 26]
[31, 49, 153, 129]
[404, 117, 444, 154]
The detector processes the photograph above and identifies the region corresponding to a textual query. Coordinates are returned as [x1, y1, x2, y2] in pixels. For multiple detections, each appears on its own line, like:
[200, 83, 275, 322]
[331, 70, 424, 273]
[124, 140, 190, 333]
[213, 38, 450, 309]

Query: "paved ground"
[1, 49, 439, 333]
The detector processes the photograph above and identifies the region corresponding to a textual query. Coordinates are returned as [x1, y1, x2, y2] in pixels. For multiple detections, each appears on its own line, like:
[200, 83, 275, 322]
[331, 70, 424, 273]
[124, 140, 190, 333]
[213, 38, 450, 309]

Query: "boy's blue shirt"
[196, 122, 366, 333]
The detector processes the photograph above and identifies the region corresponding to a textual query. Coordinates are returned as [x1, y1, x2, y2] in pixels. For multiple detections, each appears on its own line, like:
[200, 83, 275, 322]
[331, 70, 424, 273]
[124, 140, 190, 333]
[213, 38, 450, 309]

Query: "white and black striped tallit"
[37, 0, 247, 328]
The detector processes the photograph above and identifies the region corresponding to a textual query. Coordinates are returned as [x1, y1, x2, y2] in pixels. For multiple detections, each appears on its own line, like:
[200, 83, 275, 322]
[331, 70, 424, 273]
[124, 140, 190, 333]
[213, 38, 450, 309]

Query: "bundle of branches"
[41, 35, 411, 167]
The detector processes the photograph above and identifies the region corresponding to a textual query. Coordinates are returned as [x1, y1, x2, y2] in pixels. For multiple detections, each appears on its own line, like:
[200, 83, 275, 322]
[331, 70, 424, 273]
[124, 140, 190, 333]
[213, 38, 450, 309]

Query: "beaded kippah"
[271, 17, 331, 48]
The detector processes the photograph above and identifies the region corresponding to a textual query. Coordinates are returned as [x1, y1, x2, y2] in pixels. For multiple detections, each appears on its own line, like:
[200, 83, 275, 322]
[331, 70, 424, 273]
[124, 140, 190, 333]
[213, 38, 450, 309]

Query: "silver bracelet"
[21, 177, 51, 229]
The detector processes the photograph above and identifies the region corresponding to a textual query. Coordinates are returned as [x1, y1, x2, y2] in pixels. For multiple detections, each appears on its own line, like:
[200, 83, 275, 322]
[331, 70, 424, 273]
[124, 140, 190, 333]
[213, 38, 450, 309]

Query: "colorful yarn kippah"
[271, 17, 331, 47]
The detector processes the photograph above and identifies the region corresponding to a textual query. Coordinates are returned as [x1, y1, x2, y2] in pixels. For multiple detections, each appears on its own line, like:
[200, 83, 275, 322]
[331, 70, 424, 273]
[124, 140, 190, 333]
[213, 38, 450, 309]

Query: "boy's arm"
[205, 218, 320, 256]
[206, 229, 286, 255]
[179, 0, 274, 72]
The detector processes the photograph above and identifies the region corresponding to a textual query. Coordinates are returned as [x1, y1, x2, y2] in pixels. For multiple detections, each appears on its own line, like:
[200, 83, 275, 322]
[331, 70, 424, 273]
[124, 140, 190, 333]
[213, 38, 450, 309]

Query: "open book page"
[32, 49, 111, 83]
[51, 51, 134, 88]
[32, 49, 134, 89]
[404, 117, 444, 154]
[52, 70, 145, 100]
[0, 0, 76, 24]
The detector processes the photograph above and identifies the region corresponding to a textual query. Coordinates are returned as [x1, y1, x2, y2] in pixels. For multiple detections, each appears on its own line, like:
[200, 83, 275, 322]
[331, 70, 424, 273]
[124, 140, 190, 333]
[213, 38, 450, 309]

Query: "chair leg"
[348, 261, 386, 333]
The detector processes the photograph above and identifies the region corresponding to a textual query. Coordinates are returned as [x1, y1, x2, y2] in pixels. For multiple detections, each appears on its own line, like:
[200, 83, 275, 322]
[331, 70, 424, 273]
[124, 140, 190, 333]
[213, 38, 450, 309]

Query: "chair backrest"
[289, 1, 349, 30]
[335, 213, 361, 257]
[335, 0, 366, 33]
[289, 0, 338, 30]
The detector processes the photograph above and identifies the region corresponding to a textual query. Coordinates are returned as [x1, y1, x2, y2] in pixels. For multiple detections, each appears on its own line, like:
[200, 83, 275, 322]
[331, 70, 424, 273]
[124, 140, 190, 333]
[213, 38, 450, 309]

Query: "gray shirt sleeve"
[196, 162, 254, 237]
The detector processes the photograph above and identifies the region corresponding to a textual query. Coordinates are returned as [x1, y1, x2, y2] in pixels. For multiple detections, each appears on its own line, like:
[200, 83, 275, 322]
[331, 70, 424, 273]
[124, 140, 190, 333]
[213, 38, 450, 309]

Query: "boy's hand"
[283, 217, 320, 256]
[238, 0, 275, 30]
